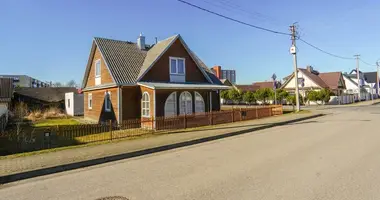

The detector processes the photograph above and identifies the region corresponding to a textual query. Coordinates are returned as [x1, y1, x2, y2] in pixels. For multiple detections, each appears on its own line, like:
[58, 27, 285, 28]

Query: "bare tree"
[52, 82, 63, 87]
[66, 80, 77, 88]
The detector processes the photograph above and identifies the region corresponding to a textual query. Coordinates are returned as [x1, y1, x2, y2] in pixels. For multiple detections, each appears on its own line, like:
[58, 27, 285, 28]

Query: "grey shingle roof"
[94, 37, 148, 84]
[364, 72, 377, 83]
[83, 35, 223, 87]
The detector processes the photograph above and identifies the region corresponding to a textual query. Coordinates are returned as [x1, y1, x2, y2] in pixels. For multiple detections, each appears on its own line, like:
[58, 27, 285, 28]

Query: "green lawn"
[33, 118, 81, 127]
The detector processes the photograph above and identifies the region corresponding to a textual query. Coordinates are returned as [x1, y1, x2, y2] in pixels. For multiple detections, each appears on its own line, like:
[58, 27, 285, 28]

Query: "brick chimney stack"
[212, 66, 222, 79]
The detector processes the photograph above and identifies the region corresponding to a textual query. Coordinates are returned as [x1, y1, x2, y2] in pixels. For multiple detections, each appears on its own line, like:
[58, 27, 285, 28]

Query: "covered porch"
[137, 82, 230, 129]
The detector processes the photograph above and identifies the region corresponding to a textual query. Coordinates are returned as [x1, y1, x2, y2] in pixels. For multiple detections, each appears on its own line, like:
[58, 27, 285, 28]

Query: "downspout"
[118, 86, 122, 122]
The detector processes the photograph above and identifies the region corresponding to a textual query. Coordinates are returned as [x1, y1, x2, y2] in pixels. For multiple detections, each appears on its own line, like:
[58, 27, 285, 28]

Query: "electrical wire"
[177, 0, 290, 36]
[359, 58, 377, 67]
[178, 0, 373, 64]
[298, 38, 354, 60]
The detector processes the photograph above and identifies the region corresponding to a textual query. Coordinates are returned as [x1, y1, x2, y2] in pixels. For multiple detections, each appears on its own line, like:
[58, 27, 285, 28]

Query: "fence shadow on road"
[0, 114, 325, 185]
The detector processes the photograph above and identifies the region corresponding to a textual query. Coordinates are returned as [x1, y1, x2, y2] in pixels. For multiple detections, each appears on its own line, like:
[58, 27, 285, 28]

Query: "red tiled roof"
[235, 85, 259, 92]
[318, 72, 342, 90]
[252, 81, 276, 89]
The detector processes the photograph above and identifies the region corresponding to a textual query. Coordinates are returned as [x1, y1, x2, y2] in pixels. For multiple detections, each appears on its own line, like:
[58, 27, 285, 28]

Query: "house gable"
[282, 70, 323, 89]
[83, 43, 115, 88]
[139, 37, 210, 83]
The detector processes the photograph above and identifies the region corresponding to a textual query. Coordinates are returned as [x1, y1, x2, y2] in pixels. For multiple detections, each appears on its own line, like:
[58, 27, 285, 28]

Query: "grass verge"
[33, 118, 81, 127]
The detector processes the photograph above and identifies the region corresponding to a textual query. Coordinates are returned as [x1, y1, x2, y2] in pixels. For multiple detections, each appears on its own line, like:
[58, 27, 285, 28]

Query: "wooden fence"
[0, 105, 282, 155]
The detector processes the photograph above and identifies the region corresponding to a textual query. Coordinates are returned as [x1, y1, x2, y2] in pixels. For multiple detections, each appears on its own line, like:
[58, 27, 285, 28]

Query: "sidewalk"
[0, 112, 324, 183]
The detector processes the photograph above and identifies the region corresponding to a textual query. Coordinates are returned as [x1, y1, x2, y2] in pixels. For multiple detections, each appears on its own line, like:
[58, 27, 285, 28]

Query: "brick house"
[81, 34, 229, 124]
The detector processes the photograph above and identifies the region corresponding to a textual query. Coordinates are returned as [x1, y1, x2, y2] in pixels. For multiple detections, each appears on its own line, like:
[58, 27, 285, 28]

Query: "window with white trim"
[179, 91, 192, 115]
[95, 59, 101, 77]
[164, 92, 177, 117]
[88, 93, 92, 109]
[194, 92, 205, 113]
[105, 91, 111, 112]
[169, 57, 185, 75]
[142, 92, 150, 117]
[67, 99, 71, 108]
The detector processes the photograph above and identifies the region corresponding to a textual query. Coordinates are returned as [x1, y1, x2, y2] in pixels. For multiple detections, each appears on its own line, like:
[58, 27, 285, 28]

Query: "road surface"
[1, 105, 380, 200]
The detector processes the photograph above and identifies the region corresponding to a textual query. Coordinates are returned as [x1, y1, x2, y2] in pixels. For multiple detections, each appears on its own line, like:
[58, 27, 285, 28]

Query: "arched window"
[194, 92, 205, 113]
[142, 92, 150, 117]
[179, 91, 192, 115]
[164, 92, 177, 117]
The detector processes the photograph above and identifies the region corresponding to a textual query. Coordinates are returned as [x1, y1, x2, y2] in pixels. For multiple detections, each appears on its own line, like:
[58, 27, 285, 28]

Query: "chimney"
[137, 33, 145, 50]
[306, 65, 313, 72]
[212, 66, 222, 79]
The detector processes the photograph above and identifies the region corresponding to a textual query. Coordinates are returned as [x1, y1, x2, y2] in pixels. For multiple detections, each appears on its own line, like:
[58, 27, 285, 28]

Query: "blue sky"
[1, 0, 380, 85]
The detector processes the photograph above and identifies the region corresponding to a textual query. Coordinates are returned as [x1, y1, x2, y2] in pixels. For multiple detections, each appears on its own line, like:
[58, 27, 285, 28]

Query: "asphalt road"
[2, 105, 380, 200]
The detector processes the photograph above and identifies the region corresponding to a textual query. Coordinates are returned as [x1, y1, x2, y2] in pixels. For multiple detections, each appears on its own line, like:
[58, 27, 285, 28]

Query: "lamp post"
[272, 73, 277, 105]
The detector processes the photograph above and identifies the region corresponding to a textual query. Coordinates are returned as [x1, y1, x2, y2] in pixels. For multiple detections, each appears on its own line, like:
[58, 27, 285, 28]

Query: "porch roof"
[137, 82, 230, 90]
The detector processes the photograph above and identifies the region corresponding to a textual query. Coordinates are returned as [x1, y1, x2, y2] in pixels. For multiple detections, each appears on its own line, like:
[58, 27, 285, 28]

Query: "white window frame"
[67, 98, 71, 108]
[95, 59, 101, 78]
[105, 91, 111, 112]
[194, 92, 205, 113]
[88, 93, 92, 109]
[142, 92, 150, 117]
[169, 57, 186, 75]
[179, 91, 192, 115]
[164, 92, 177, 117]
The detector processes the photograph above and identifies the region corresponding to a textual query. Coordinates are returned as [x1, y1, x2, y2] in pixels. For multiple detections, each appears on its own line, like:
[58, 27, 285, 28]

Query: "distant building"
[0, 75, 50, 88]
[211, 66, 236, 84]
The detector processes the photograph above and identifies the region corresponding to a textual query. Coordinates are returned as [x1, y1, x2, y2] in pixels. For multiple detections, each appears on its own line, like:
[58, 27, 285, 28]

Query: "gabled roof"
[137, 35, 178, 80]
[15, 87, 77, 103]
[235, 85, 259, 92]
[363, 72, 377, 83]
[82, 34, 220, 88]
[252, 81, 277, 89]
[318, 72, 343, 90]
[299, 68, 329, 88]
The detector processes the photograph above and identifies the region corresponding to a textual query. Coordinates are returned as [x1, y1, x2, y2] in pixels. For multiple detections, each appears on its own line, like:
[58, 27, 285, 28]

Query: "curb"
[0, 113, 325, 185]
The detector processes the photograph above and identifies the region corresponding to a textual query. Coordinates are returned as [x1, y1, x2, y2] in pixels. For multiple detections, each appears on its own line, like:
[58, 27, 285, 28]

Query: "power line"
[177, 0, 290, 36]
[298, 38, 354, 60]
[359, 58, 377, 67]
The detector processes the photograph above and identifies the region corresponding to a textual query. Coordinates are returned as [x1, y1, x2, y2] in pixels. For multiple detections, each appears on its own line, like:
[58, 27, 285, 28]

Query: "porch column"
[209, 91, 212, 112]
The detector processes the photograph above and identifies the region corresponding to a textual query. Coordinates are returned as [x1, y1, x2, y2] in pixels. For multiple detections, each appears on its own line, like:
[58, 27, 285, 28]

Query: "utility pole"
[290, 23, 300, 111]
[354, 55, 361, 101]
[377, 60, 380, 98]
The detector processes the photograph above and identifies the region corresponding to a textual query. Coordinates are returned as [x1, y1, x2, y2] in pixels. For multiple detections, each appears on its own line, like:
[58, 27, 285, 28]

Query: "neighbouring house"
[81, 34, 229, 124]
[13, 87, 78, 110]
[0, 78, 13, 130]
[252, 81, 281, 90]
[342, 70, 378, 100]
[235, 85, 259, 93]
[65, 91, 84, 116]
[281, 66, 346, 104]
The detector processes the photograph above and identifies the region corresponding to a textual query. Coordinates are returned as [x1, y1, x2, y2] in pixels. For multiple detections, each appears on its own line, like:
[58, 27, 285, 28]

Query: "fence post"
[109, 120, 113, 140]
[210, 111, 213, 125]
[255, 107, 258, 119]
[240, 108, 242, 121]
[231, 108, 234, 122]
[151, 117, 154, 131]
[184, 114, 187, 129]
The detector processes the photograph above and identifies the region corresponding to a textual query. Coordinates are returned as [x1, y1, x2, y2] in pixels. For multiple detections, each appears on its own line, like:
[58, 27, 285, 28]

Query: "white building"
[65, 92, 84, 116]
